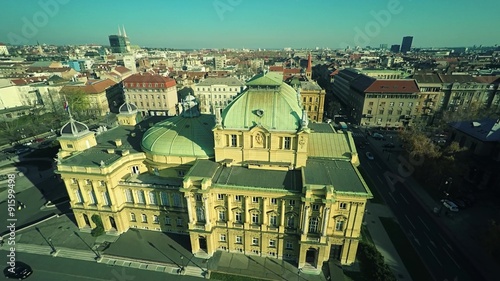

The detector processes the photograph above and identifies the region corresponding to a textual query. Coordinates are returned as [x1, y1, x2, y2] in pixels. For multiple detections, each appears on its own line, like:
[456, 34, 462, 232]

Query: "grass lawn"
[379, 217, 433, 281]
[357, 167, 385, 204]
[210, 272, 268, 281]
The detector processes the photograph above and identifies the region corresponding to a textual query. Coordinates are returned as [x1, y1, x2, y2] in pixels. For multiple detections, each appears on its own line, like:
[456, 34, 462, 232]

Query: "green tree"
[61, 88, 92, 119]
[90, 215, 105, 237]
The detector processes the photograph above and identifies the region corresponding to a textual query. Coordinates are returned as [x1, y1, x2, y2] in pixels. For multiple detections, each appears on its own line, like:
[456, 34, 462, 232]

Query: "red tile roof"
[283, 68, 301, 74]
[10, 76, 49, 85]
[124, 73, 176, 88]
[474, 76, 500, 84]
[364, 79, 420, 93]
[269, 66, 283, 72]
[62, 79, 117, 94]
[113, 66, 131, 74]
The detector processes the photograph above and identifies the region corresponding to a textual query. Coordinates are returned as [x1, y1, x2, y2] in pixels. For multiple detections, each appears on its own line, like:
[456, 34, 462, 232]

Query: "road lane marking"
[428, 246, 443, 266]
[408, 230, 420, 246]
[424, 232, 436, 248]
[438, 234, 454, 251]
[444, 248, 461, 269]
[405, 215, 416, 229]
[375, 162, 383, 169]
[400, 193, 409, 204]
[389, 192, 398, 203]
[376, 175, 383, 184]
[418, 216, 430, 231]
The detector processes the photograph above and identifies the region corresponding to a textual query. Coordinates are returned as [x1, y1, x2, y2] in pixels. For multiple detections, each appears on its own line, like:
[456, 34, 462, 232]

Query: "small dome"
[119, 102, 138, 114]
[60, 118, 89, 136]
[141, 114, 215, 158]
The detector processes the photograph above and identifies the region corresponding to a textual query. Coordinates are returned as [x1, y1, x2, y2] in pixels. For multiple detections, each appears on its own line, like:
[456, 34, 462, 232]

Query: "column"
[302, 205, 310, 235]
[262, 198, 267, 225]
[280, 199, 286, 227]
[204, 197, 211, 225]
[244, 196, 250, 224]
[227, 195, 232, 223]
[185, 195, 193, 223]
[322, 207, 330, 237]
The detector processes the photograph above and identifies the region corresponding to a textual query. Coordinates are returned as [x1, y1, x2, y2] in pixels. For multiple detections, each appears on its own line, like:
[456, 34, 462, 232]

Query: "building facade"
[194, 77, 245, 114]
[401, 36, 413, 53]
[123, 73, 178, 116]
[56, 72, 372, 274]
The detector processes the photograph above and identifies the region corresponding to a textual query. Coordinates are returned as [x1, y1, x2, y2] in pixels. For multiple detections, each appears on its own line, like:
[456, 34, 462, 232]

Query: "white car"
[441, 199, 459, 212]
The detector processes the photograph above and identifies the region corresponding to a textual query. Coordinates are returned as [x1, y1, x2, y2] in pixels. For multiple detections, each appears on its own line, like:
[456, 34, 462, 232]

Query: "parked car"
[373, 133, 384, 140]
[3, 261, 32, 279]
[365, 152, 374, 160]
[16, 147, 31, 155]
[451, 198, 467, 209]
[441, 199, 459, 212]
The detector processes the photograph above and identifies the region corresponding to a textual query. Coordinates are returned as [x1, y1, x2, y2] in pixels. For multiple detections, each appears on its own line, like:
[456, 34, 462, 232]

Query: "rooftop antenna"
[118, 26, 121, 36]
[122, 25, 127, 37]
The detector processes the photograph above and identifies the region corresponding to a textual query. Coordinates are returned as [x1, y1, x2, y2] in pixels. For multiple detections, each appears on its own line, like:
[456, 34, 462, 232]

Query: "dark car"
[451, 198, 467, 209]
[3, 262, 32, 279]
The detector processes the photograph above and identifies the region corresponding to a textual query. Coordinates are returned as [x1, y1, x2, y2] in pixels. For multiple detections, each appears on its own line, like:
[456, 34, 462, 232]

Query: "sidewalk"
[370, 135, 500, 281]
[364, 202, 413, 281]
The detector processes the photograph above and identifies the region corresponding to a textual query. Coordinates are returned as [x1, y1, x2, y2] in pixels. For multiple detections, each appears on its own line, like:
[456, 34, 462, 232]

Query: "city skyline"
[1, 0, 499, 49]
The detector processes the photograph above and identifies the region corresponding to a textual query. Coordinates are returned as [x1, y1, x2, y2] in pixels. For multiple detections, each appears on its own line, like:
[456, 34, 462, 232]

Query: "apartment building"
[123, 73, 178, 116]
[194, 77, 245, 114]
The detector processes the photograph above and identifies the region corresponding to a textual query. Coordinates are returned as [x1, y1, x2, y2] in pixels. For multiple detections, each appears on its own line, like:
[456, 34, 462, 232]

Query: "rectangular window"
[88, 190, 97, 204]
[130, 213, 136, 222]
[220, 234, 226, 242]
[149, 191, 157, 205]
[270, 198, 277, 205]
[235, 195, 242, 202]
[218, 210, 226, 221]
[235, 212, 242, 223]
[131, 165, 140, 175]
[399, 102, 404, 107]
[390, 102, 394, 106]
[173, 193, 181, 207]
[75, 188, 83, 203]
[270, 215, 277, 226]
[312, 204, 319, 211]
[335, 220, 345, 231]
[153, 215, 159, 224]
[137, 190, 145, 204]
[176, 217, 183, 226]
[236, 236, 242, 244]
[252, 213, 259, 224]
[231, 134, 237, 147]
[141, 214, 147, 223]
[165, 216, 171, 225]
[217, 194, 224, 200]
[287, 216, 294, 228]
[284, 137, 291, 149]
[339, 202, 347, 209]
[252, 237, 259, 246]
[160, 192, 169, 206]
[125, 189, 134, 203]
[286, 241, 293, 250]
[309, 217, 319, 233]
[196, 194, 202, 202]
[269, 239, 276, 247]
[289, 200, 295, 206]
[252, 197, 259, 203]
[102, 191, 111, 206]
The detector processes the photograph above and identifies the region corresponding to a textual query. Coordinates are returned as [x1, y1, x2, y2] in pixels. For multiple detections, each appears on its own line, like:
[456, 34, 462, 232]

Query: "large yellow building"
[56, 72, 372, 274]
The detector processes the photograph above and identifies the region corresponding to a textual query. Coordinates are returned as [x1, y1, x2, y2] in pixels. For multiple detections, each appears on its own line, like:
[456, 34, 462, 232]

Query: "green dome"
[221, 72, 304, 131]
[141, 114, 215, 158]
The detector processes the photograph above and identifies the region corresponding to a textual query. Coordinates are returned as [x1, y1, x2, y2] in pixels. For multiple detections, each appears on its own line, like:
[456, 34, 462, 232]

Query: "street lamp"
[48, 238, 57, 255]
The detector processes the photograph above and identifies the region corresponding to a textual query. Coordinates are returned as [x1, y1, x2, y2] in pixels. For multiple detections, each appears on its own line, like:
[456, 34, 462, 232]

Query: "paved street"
[352, 127, 491, 281]
[1, 252, 205, 281]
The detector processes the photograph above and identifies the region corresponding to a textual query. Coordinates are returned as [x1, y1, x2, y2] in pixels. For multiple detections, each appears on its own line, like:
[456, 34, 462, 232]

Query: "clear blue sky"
[1, 0, 499, 49]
